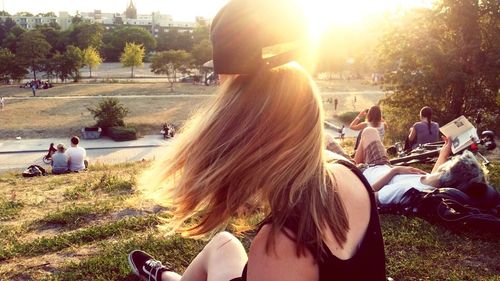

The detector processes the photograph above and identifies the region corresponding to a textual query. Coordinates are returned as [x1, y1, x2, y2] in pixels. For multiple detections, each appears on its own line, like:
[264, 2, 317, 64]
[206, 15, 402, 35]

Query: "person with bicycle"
[126, 1, 387, 281]
[407, 106, 440, 149]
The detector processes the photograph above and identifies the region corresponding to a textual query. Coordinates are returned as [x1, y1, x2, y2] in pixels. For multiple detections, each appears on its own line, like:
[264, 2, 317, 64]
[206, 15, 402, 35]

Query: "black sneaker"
[128, 250, 172, 281]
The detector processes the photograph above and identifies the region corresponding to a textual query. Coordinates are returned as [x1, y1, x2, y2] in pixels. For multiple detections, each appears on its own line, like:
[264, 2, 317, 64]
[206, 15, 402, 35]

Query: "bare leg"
[162, 232, 248, 281]
[354, 127, 383, 164]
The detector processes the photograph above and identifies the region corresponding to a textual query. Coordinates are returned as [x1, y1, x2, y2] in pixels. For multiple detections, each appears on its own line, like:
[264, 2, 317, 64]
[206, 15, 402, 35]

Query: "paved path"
[0, 124, 359, 174]
[3, 94, 213, 100]
[2, 90, 384, 100]
[0, 135, 172, 173]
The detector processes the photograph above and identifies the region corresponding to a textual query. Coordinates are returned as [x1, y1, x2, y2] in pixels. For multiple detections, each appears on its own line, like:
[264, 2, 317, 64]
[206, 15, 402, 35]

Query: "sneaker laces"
[144, 259, 164, 281]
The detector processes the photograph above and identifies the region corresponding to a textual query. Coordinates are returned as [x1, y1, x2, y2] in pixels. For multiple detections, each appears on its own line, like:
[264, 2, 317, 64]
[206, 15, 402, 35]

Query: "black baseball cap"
[210, 0, 308, 75]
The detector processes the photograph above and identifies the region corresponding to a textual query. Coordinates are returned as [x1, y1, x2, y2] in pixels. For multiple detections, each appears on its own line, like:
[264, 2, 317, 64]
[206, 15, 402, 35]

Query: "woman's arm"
[431, 136, 451, 174]
[408, 127, 416, 142]
[350, 110, 368, 130]
[371, 166, 426, 192]
[247, 225, 318, 281]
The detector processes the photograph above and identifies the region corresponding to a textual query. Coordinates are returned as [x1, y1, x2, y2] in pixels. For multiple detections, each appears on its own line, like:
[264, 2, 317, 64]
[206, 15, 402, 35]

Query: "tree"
[192, 23, 210, 45]
[102, 26, 156, 61]
[0, 48, 28, 82]
[51, 46, 83, 82]
[87, 97, 129, 129]
[120, 42, 145, 78]
[15, 12, 34, 17]
[35, 26, 60, 53]
[377, 1, 499, 140]
[37, 12, 56, 18]
[16, 30, 51, 80]
[151, 50, 193, 90]
[70, 23, 104, 50]
[3, 25, 25, 53]
[156, 29, 193, 52]
[192, 39, 212, 68]
[82, 46, 103, 78]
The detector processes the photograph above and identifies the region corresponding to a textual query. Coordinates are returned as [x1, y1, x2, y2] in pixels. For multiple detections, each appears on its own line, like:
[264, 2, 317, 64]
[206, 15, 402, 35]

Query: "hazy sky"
[1, 0, 435, 25]
[0, 0, 229, 21]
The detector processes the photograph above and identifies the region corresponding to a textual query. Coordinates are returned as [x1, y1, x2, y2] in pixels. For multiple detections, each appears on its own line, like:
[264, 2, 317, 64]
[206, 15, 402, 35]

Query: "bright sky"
[1, 0, 229, 21]
[2, 0, 434, 23]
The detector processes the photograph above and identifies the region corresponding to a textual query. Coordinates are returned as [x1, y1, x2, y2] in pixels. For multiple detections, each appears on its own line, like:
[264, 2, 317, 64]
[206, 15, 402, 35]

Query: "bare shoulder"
[328, 162, 363, 186]
[327, 162, 371, 206]
[247, 225, 319, 281]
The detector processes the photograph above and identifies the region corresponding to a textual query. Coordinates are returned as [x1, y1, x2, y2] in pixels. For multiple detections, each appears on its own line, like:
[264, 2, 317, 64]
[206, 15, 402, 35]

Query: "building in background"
[0, 13, 57, 30]
[0, 0, 207, 35]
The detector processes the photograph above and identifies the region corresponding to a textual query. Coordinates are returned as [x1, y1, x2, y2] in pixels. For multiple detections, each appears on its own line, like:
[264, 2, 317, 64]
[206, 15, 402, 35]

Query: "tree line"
[0, 17, 212, 82]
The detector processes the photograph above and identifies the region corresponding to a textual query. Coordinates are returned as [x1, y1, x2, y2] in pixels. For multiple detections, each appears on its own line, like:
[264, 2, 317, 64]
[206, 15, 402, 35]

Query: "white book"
[439, 115, 478, 154]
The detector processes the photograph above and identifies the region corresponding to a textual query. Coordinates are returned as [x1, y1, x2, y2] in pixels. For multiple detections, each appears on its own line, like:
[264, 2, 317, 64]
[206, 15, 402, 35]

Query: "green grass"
[35, 203, 113, 228]
[0, 161, 498, 280]
[0, 200, 24, 221]
[92, 173, 134, 193]
[51, 234, 206, 281]
[0, 216, 160, 262]
[381, 215, 499, 281]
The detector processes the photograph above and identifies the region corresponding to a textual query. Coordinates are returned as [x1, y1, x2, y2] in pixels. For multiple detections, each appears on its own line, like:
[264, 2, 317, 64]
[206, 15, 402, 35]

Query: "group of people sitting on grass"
[49, 136, 88, 174]
[20, 79, 53, 90]
[348, 105, 440, 151]
[123, 1, 496, 281]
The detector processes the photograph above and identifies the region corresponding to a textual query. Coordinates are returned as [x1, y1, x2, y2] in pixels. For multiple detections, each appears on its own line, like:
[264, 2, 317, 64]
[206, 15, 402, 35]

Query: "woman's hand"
[393, 166, 427, 175]
[439, 136, 452, 158]
[358, 109, 368, 117]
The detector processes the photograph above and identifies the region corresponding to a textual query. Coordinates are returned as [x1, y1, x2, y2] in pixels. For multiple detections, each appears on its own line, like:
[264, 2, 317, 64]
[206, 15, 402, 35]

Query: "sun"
[297, 0, 435, 40]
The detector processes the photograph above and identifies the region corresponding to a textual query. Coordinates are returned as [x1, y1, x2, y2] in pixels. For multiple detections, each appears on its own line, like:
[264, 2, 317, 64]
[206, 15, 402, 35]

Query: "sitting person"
[354, 127, 489, 206]
[350, 105, 388, 150]
[51, 143, 69, 174]
[350, 106, 388, 139]
[407, 106, 440, 149]
[127, 1, 386, 280]
[66, 136, 88, 172]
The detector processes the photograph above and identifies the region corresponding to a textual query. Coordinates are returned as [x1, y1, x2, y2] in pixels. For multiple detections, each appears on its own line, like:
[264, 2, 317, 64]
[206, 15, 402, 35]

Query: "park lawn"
[0, 92, 212, 139]
[0, 81, 384, 139]
[0, 161, 498, 281]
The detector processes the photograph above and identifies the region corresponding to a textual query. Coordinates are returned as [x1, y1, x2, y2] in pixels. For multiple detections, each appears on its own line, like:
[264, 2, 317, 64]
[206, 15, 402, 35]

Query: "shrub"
[335, 111, 359, 124]
[87, 98, 129, 131]
[108, 126, 137, 141]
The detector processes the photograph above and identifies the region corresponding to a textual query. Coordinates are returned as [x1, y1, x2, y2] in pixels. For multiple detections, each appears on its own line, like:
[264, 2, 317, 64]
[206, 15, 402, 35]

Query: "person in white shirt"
[66, 136, 88, 172]
[353, 127, 487, 206]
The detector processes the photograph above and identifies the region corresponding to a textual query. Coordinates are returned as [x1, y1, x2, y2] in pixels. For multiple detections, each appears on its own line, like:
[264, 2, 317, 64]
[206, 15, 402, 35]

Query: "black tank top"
[231, 160, 386, 281]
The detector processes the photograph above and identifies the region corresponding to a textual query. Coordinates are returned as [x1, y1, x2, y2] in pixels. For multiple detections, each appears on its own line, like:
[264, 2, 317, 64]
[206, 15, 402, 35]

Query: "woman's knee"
[206, 232, 241, 250]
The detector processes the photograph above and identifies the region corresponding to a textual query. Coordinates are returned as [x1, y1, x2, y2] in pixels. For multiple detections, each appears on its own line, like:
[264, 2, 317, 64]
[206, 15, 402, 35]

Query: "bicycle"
[388, 130, 496, 166]
[42, 143, 57, 164]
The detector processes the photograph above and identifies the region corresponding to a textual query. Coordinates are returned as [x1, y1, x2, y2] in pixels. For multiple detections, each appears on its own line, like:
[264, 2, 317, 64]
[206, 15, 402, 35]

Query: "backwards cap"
[210, 0, 308, 75]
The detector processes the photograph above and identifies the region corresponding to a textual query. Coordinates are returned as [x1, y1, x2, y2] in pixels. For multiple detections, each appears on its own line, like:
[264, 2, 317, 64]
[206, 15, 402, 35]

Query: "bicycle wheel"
[42, 156, 51, 164]
[389, 149, 440, 165]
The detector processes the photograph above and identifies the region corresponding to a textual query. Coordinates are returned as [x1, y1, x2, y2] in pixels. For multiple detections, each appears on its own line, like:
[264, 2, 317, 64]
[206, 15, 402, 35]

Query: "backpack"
[22, 165, 47, 177]
[379, 187, 500, 235]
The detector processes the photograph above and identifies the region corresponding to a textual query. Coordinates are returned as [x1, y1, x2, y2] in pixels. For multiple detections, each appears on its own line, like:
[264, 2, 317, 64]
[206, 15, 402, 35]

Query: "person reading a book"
[407, 106, 440, 149]
[353, 127, 489, 206]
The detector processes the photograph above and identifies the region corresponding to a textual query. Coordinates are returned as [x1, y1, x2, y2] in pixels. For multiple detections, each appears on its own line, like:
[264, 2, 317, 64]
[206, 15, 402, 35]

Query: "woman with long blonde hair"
[128, 1, 386, 280]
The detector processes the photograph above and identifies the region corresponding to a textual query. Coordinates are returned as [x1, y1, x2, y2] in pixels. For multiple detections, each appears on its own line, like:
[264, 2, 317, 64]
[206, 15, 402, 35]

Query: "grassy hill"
[0, 162, 498, 280]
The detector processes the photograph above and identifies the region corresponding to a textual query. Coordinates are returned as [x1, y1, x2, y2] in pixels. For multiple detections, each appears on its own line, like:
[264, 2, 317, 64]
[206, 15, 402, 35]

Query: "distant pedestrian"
[334, 98, 338, 111]
[31, 82, 36, 97]
[340, 125, 346, 140]
[0, 97, 4, 110]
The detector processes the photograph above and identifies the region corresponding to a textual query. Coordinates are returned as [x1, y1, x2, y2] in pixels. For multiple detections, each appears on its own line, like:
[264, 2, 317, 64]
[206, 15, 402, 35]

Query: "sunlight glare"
[297, 0, 435, 40]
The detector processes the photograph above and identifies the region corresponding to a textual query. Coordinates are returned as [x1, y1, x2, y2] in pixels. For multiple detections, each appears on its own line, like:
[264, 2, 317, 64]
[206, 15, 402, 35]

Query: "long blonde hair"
[141, 63, 348, 257]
